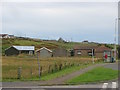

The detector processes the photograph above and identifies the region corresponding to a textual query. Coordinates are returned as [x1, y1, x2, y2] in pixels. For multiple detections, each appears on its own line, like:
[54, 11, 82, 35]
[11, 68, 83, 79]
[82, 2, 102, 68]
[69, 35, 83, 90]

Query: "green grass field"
[67, 67, 118, 84]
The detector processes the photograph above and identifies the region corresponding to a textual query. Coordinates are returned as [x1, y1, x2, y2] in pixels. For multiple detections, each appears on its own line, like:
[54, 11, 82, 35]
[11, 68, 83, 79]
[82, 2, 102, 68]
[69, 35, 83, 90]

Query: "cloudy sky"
[2, 1, 118, 43]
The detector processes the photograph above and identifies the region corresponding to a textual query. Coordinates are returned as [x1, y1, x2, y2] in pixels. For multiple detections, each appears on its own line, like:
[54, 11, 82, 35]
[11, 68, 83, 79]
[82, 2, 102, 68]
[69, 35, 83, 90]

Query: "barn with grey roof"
[5, 46, 35, 56]
[36, 47, 53, 58]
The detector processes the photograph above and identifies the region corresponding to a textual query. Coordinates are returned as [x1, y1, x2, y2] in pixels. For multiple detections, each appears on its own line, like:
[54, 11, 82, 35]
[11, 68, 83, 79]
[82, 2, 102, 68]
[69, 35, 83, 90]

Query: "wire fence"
[2, 57, 102, 81]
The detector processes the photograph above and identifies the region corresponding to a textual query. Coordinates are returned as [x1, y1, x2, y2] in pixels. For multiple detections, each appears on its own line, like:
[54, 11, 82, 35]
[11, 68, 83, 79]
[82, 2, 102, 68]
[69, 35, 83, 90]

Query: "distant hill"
[1, 38, 107, 55]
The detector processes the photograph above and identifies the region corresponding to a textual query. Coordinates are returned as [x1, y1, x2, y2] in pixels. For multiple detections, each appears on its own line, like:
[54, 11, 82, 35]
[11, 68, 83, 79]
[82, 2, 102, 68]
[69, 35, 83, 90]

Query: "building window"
[88, 52, 92, 56]
[77, 50, 81, 55]
[29, 51, 33, 55]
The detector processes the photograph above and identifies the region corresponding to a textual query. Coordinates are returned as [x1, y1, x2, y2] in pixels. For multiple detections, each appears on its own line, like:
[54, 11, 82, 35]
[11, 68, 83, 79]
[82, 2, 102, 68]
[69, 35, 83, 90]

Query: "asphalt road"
[1, 81, 118, 90]
[103, 63, 118, 70]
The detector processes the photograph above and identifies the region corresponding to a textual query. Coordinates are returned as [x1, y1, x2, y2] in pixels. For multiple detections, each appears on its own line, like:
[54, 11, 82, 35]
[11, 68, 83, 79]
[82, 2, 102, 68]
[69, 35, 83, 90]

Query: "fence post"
[59, 64, 62, 70]
[54, 64, 58, 72]
[51, 68, 54, 73]
[30, 67, 33, 78]
[48, 65, 51, 73]
[64, 63, 66, 68]
[17, 67, 22, 79]
[37, 52, 40, 79]
[40, 66, 42, 76]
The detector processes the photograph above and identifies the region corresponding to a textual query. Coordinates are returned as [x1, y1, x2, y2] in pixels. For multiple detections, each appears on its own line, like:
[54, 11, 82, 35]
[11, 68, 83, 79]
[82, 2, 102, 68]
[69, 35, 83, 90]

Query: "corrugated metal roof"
[13, 46, 35, 51]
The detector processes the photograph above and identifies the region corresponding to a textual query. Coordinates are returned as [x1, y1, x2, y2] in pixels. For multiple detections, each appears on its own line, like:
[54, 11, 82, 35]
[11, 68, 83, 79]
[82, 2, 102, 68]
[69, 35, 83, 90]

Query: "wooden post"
[59, 64, 62, 70]
[92, 49, 95, 64]
[54, 64, 57, 72]
[37, 52, 40, 79]
[51, 68, 54, 73]
[48, 65, 51, 73]
[18, 67, 22, 79]
[30, 67, 33, 78]
[40, 66, 42, 76]
[64, 63, 66, 68]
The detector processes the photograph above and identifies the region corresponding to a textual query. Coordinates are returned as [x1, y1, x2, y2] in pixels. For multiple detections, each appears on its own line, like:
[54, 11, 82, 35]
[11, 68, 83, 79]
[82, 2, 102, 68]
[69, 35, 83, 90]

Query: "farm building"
[58, 37, 66, 43]
[0, 34, 14, 38]
[95, 45, 111, 58]
[53, 47, 67, 57]
[36, 47, 52, 58]
[5, 46, 35, 56]
[73, 46, 96, 57]
[73, 45, 112, 58]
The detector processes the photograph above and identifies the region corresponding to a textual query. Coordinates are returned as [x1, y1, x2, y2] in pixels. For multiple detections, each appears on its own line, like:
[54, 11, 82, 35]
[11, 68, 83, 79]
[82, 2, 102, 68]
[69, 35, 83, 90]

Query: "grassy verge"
[39, 63, 91, 81]
[67, 67, 118, 84]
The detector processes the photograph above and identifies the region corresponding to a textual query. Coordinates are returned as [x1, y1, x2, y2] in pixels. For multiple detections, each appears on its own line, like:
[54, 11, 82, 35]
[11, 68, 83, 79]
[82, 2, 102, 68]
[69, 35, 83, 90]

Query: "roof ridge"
[36, 47, 52, 52]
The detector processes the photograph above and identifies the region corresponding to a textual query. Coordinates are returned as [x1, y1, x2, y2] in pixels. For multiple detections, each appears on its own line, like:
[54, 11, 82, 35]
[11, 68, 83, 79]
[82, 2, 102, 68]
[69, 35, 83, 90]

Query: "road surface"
[1, 81, 118, 90]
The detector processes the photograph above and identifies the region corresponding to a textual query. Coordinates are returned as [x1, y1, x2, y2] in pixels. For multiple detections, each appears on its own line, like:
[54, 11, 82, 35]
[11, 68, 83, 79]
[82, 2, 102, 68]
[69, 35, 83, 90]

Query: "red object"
[105, 54, 108, 59]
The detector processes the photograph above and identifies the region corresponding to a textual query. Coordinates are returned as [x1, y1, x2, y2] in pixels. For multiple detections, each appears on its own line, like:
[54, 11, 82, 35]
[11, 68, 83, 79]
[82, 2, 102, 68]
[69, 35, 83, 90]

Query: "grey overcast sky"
[2, 1, 118, 43]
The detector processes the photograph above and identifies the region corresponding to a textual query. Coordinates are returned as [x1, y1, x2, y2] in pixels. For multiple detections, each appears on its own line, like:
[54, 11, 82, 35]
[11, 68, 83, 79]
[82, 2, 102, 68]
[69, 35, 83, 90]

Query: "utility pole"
[92, 49, 94, 64]
[119, 18, 120, 59]
[114, 18, 117, 61]
[37, 52, 40, 79]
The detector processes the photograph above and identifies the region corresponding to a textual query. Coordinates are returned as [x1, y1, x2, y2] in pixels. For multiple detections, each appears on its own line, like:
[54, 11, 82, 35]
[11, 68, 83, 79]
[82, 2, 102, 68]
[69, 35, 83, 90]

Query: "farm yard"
[2, 56, 102, 82]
